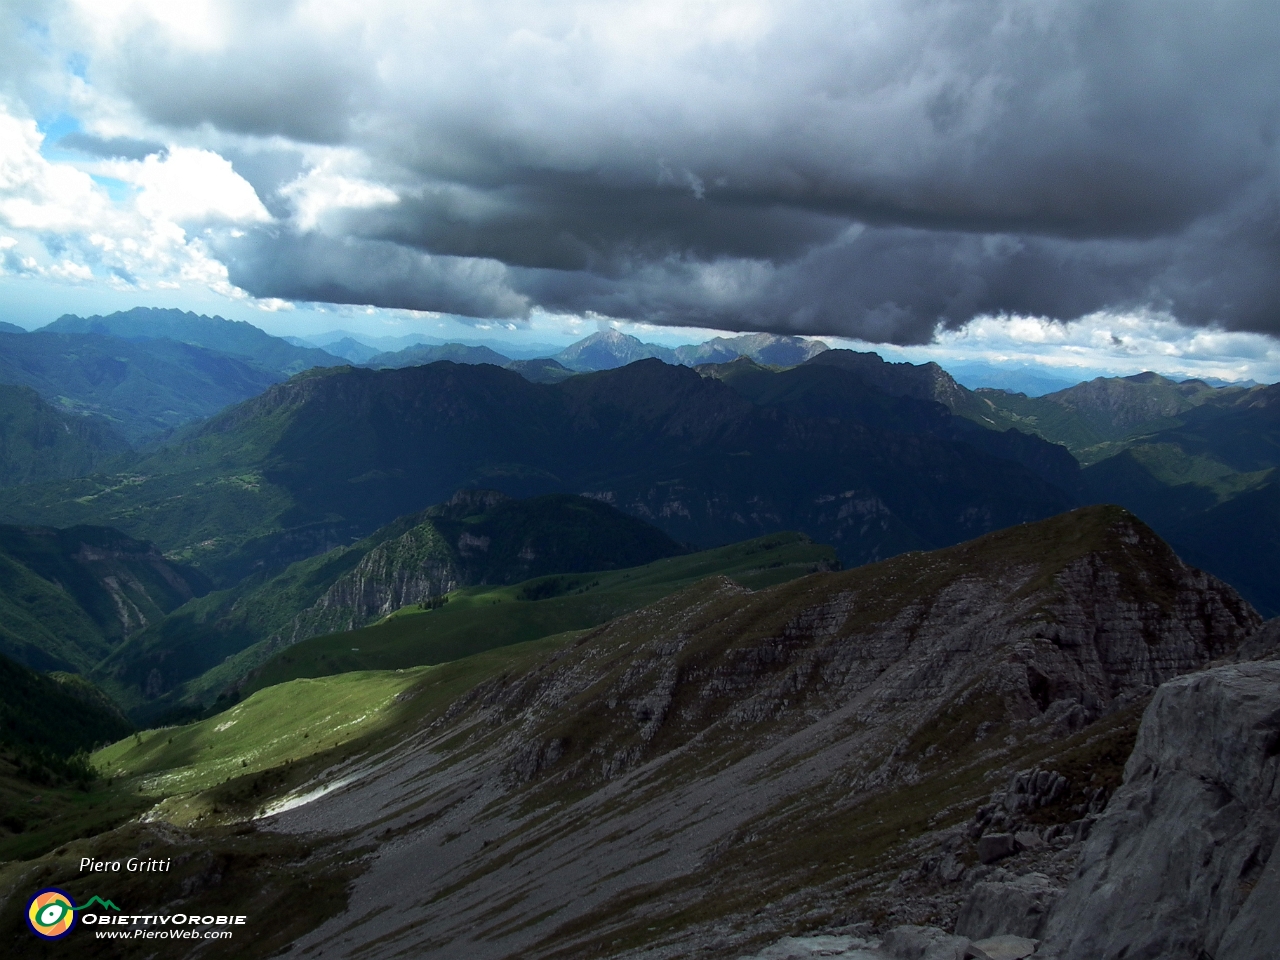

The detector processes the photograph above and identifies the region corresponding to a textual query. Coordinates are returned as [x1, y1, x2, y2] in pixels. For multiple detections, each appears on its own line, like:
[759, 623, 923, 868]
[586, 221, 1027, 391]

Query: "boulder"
[967, 935, 1038, 960]
[1011, 830, 1042, 851]
[975, 833, 1018, 864]
[879, 925, 970, 960]
[954, 872, 1061, 940]
[1037, 661, 1280, 960]
[938, 853, 966, 882]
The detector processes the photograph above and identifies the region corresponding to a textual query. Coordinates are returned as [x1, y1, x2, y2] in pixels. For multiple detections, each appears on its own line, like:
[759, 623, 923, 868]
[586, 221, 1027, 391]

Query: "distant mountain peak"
[554, 330, 677, 371]
[675, 332, 829, 367]
[363, 342, 511, 369]
[41, 307, 344, 378]
[805, 347, 972, 411]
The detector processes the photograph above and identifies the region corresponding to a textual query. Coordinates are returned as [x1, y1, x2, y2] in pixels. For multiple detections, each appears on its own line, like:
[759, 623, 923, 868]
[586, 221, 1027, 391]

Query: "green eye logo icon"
[27, 888, 76, 939]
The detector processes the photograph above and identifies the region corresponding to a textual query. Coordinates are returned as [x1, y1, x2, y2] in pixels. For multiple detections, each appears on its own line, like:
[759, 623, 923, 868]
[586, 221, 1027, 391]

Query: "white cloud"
[0, 102, 273, 302]
[280, 153, 398, 232]
[47, 259, 94, 281]
[0, 110, 109, 232]
[131, 147, 271, 224]
[858, 311, 1280, 384]
[85, 147, 271, 225]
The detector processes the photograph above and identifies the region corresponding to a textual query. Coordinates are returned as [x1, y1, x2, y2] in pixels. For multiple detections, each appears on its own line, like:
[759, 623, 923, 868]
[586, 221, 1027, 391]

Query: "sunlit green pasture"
[94, 668, 426, 797]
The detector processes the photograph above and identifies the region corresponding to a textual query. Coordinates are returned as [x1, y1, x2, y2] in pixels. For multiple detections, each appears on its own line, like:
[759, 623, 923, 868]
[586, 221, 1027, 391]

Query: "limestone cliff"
[1037, 660, 1280, 960]
[275, 521, 459, 643]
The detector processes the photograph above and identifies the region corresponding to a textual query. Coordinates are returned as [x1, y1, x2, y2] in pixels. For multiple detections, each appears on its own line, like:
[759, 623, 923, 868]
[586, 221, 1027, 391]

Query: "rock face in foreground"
[1038, 661, 1280, 960]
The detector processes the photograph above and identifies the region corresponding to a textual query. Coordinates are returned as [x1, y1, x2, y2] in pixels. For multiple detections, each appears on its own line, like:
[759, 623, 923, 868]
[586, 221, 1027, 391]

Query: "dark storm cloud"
[80, 0, 1280, 341]
[218, 230, 530, 320]
[105, 6, 373, 144]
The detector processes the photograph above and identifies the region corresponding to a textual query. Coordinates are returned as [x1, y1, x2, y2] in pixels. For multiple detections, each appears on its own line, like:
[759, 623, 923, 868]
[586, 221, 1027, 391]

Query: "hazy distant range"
[293, 328, 1099, 396]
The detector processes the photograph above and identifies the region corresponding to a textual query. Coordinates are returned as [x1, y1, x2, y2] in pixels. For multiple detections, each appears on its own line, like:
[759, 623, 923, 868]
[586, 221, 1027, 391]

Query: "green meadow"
[95, 669, 425, 798]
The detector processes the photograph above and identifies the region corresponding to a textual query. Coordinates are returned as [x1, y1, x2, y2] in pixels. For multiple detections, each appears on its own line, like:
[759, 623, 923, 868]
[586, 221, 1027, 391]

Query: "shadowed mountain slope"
[505, 356, 576, 383]
[1076, 381, 1280, 614]
[0, 360, 1076, 583]
[0, 654, 131, 761]
[92, 492, 689, 718]
[0, 524, 207, 673]
[0, 385, 129, 486]
[702, 357, 1083, 496]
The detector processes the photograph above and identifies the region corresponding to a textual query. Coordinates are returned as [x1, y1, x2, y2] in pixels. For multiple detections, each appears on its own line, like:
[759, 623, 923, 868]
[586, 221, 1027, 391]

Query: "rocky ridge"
[274, 520, 460, 644]
[252, 505, 1257, 959]
[736, 644, 1280, 960]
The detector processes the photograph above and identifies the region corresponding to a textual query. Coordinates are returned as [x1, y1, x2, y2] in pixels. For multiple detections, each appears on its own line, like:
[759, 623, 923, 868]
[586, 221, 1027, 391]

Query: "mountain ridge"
[41, 307, 344, 377]
[0, 359, 1077, 583]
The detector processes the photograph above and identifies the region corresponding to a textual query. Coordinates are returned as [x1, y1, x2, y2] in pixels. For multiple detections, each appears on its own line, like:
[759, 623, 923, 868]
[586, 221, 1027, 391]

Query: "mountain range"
[90, 490, 690, 719]
[41, 308, 342, 377]
[0, 309, 346, 444]
[0, 358, 1076, 586]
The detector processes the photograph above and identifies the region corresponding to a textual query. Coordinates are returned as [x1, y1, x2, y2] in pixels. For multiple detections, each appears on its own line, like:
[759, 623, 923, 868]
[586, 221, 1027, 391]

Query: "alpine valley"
[0, 310, 1277, 960]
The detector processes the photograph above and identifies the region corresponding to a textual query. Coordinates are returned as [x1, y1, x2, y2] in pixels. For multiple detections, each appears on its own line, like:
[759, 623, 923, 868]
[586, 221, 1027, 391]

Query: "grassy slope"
[90, 632, 581, 832]
[245, 532, 835, 693]
[95, 669, 425, 801]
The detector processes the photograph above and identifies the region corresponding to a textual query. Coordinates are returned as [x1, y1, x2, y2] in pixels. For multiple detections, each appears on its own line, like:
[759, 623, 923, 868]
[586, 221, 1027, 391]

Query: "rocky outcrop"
[278, 522, 459, 643]
[1037, 661, 1280, 960]
[954, 873, 1061, 941]
[880, 925, 970, 960]
[1235, 616, 1280, 662]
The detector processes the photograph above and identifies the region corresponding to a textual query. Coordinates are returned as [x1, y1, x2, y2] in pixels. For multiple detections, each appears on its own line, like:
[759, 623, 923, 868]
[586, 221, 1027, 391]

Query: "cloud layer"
[6, 1, 1280, 343]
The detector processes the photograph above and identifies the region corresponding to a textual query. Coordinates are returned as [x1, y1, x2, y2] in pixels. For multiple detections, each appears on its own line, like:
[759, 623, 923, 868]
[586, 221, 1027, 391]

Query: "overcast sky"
[1, 1, 1278, 380]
